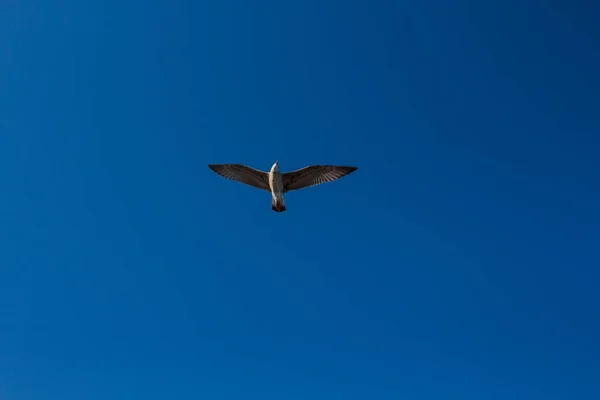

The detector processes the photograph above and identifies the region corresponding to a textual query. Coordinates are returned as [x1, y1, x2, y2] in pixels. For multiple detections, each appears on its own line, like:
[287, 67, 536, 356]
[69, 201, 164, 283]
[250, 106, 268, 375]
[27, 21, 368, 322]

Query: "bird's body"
[208, 160, 357, 212]
[268, 162, 286, 212]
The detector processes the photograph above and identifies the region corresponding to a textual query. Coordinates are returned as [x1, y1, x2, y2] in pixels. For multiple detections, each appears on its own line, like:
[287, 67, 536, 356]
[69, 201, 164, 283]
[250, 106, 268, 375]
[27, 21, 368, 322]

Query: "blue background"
[1, 1, 599, 399]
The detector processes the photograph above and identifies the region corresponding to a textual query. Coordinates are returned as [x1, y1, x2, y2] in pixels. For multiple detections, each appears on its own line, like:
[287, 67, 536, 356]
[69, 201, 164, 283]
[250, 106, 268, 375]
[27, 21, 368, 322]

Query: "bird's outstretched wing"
[282, 165, 358, 192]
[208, 164, 271, 191]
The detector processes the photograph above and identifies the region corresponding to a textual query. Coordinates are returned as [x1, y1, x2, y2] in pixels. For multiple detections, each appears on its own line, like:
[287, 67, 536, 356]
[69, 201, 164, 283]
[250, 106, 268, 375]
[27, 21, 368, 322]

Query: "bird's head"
[271, 160, 279, 171]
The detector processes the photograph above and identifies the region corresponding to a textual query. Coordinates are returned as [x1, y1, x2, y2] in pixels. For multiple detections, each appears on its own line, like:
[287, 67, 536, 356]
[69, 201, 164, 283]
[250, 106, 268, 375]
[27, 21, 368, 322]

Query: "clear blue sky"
[1, 1, 599, 399]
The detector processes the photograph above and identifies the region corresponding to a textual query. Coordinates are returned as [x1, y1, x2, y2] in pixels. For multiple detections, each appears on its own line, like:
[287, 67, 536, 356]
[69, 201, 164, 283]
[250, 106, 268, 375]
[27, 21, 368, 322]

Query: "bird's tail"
[271, 198, 287, 212]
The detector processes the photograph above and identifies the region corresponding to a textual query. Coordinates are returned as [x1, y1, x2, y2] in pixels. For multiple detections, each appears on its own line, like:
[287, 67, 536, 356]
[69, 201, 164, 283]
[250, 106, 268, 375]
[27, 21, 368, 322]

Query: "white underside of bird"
[268, 164, 286, 212]
[208, 160, 358, 212]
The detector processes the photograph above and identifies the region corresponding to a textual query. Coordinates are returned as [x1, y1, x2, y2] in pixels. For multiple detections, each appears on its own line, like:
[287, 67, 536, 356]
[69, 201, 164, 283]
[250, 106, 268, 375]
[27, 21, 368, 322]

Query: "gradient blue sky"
[1, 1, 599, 399]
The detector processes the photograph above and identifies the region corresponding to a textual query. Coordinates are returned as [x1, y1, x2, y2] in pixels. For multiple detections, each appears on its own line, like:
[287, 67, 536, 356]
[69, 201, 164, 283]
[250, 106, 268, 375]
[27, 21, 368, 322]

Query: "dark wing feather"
[282, 165, 358, 192]
[208, 164, 270, 191]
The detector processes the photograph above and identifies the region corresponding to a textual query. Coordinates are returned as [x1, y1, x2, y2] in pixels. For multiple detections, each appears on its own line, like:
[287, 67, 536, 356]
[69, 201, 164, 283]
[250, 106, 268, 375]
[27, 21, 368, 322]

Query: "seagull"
[208, 161, 358, 212]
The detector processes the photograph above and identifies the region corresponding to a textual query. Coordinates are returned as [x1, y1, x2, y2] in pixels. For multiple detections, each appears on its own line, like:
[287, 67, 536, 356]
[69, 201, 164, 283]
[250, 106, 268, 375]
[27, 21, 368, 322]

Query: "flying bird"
[208, 161, 358, 212]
